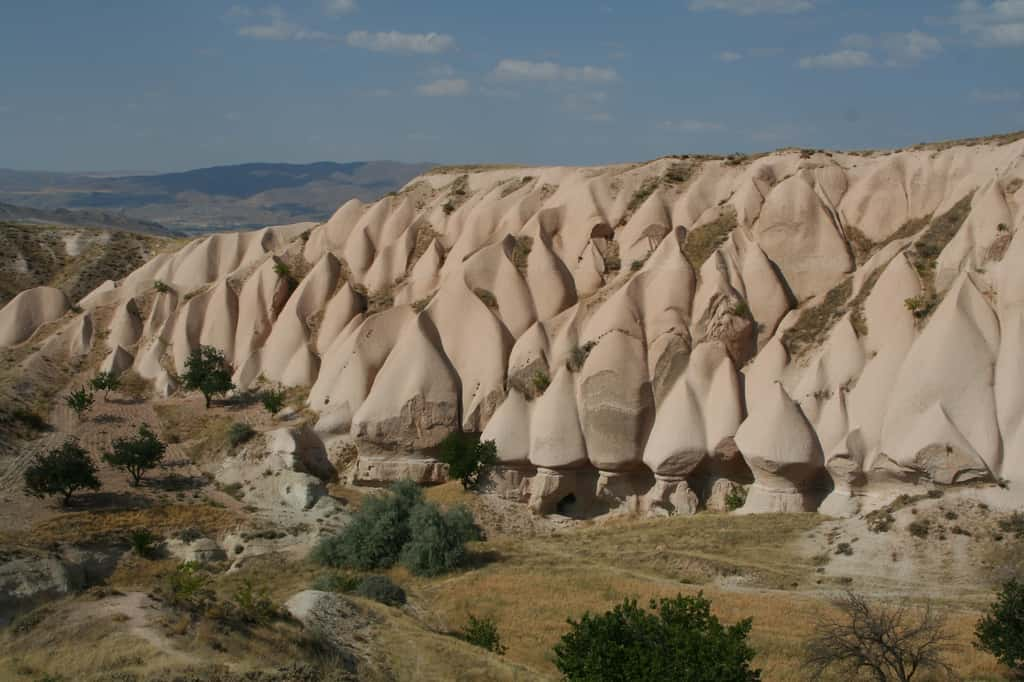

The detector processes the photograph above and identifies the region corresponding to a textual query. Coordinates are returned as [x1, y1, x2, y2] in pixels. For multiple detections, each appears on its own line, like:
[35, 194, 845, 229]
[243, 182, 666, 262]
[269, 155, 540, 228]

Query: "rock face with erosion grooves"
[7, 136, 1024, 517]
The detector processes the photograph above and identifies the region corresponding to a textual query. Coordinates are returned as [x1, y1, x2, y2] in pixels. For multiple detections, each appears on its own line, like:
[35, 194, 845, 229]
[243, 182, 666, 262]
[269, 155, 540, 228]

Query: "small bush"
[835, 542, 854, 556]
[532, 371, 551, 395]
[866, 509, 896, 533]
[165, 561, 212, 610]
[153, 280, 171, 294]
[228, 422, 256, 447]
[438, 432, 498, 489]
[459, 615, 507, 655]
[566, 341, 596, 373]
[400, 503, 482, 576]
[908, 520, 931, 538]
[233, 579, 277, 624]
[273, 261, 292, 279]
[630, 259, 645, 271]
[65, 387, 94, 420]
[313, 480, 483, 577]
[725, 485, 747, 512]
[354, 575, 406, 606]
[730, 300, 751, 318]
[904, 295, 937, 319]
[312, 480, 425, 570]
[976, 579, 1024, 675]
[261, 387, 286, 415]
[23, 439, 101, 505]
[11, 408, 47, 432]
[554, 593, 760, 681]
[998, 512, 1024, 539]
[130, 529, 160, 559]
[442, 200, 456, 215]
[89, 371, 121, 400]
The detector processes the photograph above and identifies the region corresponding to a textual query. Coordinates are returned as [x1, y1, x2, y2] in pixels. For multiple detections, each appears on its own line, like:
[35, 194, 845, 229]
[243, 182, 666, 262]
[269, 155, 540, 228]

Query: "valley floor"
[0, 387, 1019, 680]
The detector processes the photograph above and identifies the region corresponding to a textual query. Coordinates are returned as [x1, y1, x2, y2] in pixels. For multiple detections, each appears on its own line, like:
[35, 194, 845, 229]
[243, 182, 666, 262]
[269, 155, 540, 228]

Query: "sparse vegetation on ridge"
[782, 277, 853, 358]
[683, 207, 739, 269]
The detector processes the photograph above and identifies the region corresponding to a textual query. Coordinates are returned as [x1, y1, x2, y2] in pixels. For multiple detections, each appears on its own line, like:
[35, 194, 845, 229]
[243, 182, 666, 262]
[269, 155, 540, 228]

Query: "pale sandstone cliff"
[4, 137, 1024, 516]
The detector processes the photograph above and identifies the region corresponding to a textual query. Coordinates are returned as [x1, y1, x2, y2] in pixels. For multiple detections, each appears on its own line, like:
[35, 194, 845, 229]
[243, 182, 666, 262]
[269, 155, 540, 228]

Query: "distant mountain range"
[0, 161, 433, 233]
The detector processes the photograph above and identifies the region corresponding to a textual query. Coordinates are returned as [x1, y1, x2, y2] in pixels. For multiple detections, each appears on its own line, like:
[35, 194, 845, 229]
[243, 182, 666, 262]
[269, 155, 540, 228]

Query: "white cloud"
[325, 0, 356, 14]
[492, 59, 618, 82]
[689, 0, 814, 15]
[800, 31, 940, 70]
[239, 8, 335, 41]
[417, 78, 469, 96]
[798, 49, 873, 69]
[971, 88, 1023, 102]
[346, 30, 455, 54]
[717, 50, 743, 62]
[840, 34, 874, 50]
[659, 119, 726, 133]
[882, 30, 942, 65]
[955, 0, 1024, 46]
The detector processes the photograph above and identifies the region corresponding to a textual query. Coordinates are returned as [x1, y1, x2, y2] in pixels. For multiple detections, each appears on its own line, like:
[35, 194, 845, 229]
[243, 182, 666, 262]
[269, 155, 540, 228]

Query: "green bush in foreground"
[228, 422, 256, 447]
[312, 480, 481, 576]
[554, 594, 760, 682]
[976, 579, 1024, 675]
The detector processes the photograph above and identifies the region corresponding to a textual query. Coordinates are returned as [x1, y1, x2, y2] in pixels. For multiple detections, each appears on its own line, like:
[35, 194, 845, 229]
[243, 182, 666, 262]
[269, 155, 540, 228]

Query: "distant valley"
[0, 160, 432, 233]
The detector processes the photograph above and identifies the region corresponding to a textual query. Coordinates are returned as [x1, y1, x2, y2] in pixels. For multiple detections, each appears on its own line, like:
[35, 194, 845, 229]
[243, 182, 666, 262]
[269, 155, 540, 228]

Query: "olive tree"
[181, 345, 234, 408]
[23, 438, 101, 505]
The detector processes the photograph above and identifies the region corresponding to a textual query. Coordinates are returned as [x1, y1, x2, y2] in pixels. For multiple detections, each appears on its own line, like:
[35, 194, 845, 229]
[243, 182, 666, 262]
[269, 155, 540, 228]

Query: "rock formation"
[3, 137, 1024, 517]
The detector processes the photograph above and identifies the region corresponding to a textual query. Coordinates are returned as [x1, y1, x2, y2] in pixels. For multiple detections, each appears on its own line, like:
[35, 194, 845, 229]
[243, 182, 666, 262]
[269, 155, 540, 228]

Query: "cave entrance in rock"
[556, 493, 576, 515]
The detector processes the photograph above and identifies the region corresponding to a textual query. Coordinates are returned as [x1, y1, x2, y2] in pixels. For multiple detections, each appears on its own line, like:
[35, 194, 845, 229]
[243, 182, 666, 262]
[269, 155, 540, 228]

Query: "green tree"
[437, 432, 498, 490]
[65, 387, 94, 420]
[102, 423, 166, 485]
[261, 386, 287, 415]
[89, 371, 121, 401]
[976, 579, 1024, 676]
[23, 438, 101, 505]
[181, 345, 235, 408]
[554, 594, 760, 682]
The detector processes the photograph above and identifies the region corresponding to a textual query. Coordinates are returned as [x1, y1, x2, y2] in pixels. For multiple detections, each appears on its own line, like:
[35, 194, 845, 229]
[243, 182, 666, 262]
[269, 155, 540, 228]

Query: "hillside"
[0, 202, 175, 236]
[0, 222, 175, 308]
[0, 161, 433, 232]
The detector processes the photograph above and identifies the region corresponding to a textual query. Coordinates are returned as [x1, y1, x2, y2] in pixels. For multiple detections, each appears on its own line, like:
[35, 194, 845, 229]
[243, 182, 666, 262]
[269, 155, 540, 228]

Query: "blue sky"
[1, 0, 1022, 171]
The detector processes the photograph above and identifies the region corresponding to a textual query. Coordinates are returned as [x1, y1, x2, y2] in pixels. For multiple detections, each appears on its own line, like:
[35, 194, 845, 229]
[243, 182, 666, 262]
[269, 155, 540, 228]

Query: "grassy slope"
[0, 222, 176, 307]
